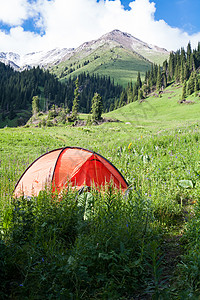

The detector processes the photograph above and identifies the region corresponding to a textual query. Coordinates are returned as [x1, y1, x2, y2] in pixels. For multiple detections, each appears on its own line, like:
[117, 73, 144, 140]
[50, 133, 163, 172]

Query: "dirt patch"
[178, 99, 195, 104]
[72, 117, 121, 127]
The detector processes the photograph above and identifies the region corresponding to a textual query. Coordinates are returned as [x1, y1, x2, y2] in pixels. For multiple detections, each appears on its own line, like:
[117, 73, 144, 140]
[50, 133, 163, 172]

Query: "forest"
[0, 64, 123, 122]
[1, 41, 200, 126]
[123, 41, 200, 103]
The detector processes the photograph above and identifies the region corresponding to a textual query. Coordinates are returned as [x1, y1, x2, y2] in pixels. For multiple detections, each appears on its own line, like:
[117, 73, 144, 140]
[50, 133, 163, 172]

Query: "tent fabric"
[14, 147, 128, 198]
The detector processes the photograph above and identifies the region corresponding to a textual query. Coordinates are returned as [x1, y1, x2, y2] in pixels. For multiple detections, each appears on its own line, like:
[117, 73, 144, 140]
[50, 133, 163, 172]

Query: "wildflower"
[128, 143, 132, 150]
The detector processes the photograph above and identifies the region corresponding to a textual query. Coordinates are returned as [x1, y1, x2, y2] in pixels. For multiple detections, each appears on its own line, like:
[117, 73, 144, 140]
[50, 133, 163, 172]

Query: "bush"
[46, 120, 54, 127]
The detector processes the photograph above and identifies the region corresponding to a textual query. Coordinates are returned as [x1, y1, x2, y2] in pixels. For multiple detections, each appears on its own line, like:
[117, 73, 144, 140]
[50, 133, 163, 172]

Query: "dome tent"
[14, 147, 128, 198]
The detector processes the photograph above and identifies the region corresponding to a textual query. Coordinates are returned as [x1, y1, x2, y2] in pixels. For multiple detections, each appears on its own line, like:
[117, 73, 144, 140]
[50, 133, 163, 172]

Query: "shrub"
[0, 188, 161, 299]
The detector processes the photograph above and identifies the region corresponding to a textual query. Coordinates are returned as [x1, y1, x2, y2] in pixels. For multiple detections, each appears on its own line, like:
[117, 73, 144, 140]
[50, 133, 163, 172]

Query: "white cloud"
[0, 0, 33, 26]
[0, 0, 200, 54]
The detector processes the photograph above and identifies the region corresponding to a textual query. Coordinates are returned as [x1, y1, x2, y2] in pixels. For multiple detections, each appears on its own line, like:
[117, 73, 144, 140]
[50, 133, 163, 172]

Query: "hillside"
[52, 30, 169, 87]
[0, 63, 123, 128]
[0, 30, 169, 87]
[106, 82, 200, 127]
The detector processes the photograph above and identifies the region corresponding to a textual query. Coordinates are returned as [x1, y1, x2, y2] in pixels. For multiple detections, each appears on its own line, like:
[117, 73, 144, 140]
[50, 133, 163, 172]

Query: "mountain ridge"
[0, 29, 169, 72]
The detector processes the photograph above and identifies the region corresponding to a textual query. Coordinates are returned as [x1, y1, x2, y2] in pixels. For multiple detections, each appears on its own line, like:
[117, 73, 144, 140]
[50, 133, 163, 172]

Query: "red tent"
[14, 147, 128, 197]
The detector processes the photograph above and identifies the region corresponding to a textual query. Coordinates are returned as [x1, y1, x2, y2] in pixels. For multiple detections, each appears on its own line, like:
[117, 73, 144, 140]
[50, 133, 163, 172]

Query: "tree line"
[0, 63, 123, 120]
[120, 42, 200, 105]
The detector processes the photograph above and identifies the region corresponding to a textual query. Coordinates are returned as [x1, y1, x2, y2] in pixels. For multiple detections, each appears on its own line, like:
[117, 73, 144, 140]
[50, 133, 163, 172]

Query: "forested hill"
[120, 42, 200, 104]
[0, 63, 123, 126]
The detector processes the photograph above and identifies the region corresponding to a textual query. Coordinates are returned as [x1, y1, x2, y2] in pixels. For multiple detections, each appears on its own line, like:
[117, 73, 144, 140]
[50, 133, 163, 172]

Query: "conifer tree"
[180, 62, 185, 83]
[194, 72, 198, 96]
[189, 53, 196, 72]
[187, 42, 192, 65]
[136, 72, 142, 88]
[187, 73, 195, 95]
[182, 81, 187, 100]
[71, 78, 80, 121]
[119, 90, 127, 107]
[168, 52, 175, 81]
[127, 81, 133, 103]
[175, 64, 180, 82]
[184, 64, 190, 81]
[162, 72, 167, 89]
[138, 89, 143, 101]
[156, 66, 162, 90]
[32, 96, 39, 115]
[91, 93, 103, 121]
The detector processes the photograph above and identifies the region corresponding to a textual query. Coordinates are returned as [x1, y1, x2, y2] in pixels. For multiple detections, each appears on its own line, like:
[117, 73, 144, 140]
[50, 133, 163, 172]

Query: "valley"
[1, 29, 200, 299]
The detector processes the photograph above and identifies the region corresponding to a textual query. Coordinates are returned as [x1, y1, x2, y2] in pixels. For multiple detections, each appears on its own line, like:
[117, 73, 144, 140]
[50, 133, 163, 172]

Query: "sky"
[0, 0, 200, 55]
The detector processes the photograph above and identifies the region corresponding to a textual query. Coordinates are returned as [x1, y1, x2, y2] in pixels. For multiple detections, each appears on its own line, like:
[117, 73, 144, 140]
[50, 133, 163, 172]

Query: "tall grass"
[1, 115, 200, 297]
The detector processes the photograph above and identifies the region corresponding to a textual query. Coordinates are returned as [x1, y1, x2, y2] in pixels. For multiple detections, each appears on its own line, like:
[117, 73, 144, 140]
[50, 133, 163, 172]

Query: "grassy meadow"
[1, 83, 200, 298]
[55, 46, 152, 87]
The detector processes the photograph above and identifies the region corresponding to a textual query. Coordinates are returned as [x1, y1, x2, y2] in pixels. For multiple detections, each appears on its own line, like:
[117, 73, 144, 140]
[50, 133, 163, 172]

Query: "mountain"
[0, 30, 169, 86]
[52, 30, 170, 86]
[0, 48, 75, 71]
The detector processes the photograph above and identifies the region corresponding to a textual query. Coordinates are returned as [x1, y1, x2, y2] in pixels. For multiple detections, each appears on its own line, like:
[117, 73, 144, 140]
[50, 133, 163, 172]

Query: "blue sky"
[121, 0, 200, 34]
[0, 0, 200, 54]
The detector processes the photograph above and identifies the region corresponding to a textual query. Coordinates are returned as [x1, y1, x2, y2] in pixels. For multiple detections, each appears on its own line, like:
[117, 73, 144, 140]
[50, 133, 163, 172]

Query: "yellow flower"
[128, 142, 132, 150]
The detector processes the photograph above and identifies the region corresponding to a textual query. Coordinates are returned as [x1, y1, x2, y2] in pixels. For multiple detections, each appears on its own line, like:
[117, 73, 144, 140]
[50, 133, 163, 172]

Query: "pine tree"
[187, 72, 195, 95]
[180, 62, 185, 83]
[184, 64, 190, 81]
[127, 81, 133, 103]
[156, 66, 162, 90]
[194, 72, 198, 96]
[168, 52, 175, 81]
[187, 42, 192, 66]
[138, 89, 143, 101]
[182, 81, 187, 100]
[136, 72, 142, 88]
[162, 72, 167, 89]
[175, 64, 180, 83]
[189, 53, 196, 72]
[32, 95, 39, 115]
[71, 78, 80, 121]
[119, 90, 127, 107]
[91, 93, 103, 121]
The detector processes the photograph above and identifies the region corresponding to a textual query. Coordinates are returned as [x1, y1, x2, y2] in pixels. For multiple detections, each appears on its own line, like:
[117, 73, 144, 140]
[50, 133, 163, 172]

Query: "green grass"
[53, 46, 152, 87]
[106, 83, 200, 126]
[1, 84, 200, 298]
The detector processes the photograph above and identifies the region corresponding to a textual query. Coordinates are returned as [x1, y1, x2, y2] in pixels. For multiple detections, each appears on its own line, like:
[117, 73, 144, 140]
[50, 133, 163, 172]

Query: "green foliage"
[174, 199, 200, 297]
[91, 93, 103, 121]
[125, 42, 200, 106]
[182, 80, 187, 99]
[0, 63, 123, 128]
[0, 188, 160, 299]
[2, 95, 200, 297]
[156, 66, 162, 91]
[71, 78, 80, 121]
[32, 96, 39, 115]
